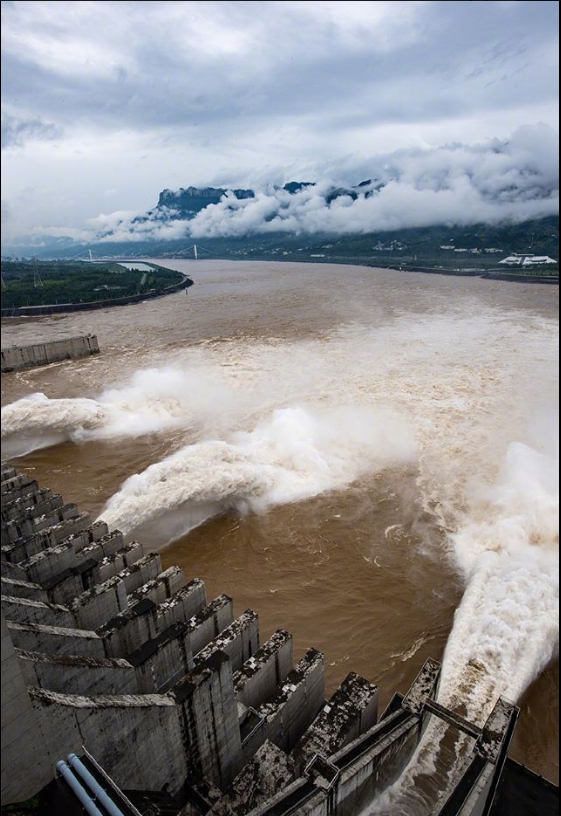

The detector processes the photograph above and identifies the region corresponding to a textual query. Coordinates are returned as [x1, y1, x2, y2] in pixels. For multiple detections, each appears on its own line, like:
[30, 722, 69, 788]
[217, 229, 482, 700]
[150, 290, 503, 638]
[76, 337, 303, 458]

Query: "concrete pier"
[1, 334, 100, 372]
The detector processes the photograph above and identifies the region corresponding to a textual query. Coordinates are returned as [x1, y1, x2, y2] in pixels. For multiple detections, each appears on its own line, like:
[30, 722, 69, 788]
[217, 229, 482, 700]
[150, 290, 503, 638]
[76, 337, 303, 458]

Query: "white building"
[498, 253, 557, 266]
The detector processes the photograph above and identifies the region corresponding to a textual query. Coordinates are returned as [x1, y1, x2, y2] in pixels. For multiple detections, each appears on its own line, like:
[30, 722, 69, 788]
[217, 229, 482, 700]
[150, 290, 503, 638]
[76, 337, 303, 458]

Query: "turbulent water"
[1, 260, 558, 804]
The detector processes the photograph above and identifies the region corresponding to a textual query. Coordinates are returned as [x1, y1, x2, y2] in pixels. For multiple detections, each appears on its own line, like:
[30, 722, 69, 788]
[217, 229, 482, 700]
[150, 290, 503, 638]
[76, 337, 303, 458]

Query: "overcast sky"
[1, 0, 559, 245]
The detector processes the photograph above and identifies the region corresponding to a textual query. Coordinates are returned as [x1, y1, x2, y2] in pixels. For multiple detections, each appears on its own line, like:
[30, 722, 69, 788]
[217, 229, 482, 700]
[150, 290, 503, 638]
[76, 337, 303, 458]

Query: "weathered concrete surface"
[30, 686, 188, 795]
[210, 740, 295, 815]
[22, 528, 126, 584]
[43, 541, 145, 606]
[173, 651, 244, 790]
[1, 576, 48, 603]
[1, 475, 39, 503]
[2, 513, 95, 564]
[293, 672, 379, 772]
[1, 612, 52, 805]
[129, 621, 194, 692]
[97, 578, 209, 658]
[1, 335, 100, 373]
[2, 501, 80, 545]
[17, 648, 138, 695]
[7, 619, 106, 658]
[435, 697, 519, 816]
[1, 486, 50, 522]
[259, 648, 326, 754]
[1, 594, 75, 628]
[234, 629, 293, 709]
[195, 609, 260, 674]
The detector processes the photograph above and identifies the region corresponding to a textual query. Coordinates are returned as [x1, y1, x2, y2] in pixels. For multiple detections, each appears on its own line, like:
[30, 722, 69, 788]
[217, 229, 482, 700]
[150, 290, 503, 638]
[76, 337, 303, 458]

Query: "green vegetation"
[0, 260, 184, 309]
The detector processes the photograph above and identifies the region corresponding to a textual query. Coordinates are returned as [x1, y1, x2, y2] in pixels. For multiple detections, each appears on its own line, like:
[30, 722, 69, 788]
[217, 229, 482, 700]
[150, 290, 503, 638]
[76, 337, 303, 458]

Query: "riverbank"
[377, 263, 559, 284]
[0, 273, 193, 318]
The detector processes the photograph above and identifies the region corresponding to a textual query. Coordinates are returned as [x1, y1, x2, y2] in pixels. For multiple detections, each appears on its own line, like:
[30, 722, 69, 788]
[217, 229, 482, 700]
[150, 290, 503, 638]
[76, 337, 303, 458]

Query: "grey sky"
[1, 0, 558, 244]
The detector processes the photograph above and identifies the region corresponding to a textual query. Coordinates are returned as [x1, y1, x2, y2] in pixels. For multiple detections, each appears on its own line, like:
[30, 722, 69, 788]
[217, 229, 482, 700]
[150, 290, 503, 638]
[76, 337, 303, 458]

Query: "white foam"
[439, 434, 559, 717]
[98, 404, 416, 544]
[0, 365, 239, 456]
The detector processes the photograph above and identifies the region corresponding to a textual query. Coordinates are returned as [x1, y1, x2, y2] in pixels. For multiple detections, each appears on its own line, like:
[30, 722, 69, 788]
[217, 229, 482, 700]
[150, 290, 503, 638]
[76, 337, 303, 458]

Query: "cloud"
[1, 1, 558, 242]
[1, 112, 62, 150]
[1, 198, 13, 223]
[84, 125, 558, 242]
[87, 208, 191, 243]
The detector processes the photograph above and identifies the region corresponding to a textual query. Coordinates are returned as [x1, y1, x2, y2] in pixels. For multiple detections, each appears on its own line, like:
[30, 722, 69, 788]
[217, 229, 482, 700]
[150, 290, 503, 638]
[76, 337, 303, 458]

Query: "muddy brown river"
[1, 260, 558, 792]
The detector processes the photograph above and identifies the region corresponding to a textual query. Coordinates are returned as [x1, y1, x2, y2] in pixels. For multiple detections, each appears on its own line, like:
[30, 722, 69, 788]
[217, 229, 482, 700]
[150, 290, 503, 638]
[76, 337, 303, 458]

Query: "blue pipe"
[56, 761, 104, 816]
[67, 753, 126, 816]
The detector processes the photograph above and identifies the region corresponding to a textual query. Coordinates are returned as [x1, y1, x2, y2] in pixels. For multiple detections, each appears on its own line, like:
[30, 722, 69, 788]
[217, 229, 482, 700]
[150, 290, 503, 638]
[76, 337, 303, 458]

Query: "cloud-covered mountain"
[1, 125, 558, 255]
[83, 125, 558, 245]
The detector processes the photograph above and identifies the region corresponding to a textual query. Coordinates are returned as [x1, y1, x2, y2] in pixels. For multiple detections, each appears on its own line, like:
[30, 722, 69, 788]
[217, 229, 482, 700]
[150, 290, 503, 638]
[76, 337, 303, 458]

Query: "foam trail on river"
[98, 404, 416, 545]
[1, 365, 238, 458]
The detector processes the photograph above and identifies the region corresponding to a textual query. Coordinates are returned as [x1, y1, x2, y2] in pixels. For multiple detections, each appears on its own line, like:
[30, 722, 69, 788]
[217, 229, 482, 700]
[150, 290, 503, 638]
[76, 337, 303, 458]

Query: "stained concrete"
[1, 335, 100, 373]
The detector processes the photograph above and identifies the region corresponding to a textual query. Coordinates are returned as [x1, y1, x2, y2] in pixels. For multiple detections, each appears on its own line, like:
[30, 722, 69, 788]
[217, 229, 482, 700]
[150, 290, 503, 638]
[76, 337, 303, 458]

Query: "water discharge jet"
[97, 404, 416, 545]
[362, 433, 559, 815]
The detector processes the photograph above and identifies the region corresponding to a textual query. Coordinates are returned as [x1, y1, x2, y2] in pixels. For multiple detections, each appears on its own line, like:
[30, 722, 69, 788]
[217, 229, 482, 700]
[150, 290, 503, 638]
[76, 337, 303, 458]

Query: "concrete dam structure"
[1, 464, 558, 816]
[1, 335, 100, 373]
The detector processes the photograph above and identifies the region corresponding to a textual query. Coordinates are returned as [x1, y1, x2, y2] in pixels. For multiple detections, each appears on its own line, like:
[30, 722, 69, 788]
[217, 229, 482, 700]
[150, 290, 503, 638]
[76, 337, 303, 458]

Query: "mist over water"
[1, 261, 558, 804]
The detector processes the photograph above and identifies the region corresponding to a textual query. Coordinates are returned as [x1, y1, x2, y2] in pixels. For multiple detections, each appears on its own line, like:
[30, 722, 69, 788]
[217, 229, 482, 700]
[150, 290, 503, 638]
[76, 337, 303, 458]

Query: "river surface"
[1, 260, 558, 794]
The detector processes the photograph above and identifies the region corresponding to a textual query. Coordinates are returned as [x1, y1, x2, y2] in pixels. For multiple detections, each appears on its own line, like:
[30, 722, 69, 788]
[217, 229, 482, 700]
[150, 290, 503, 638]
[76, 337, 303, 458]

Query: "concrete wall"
[1, 476, 39, 504]
[234, 629, 294, 709]
[17, 649, 138, 696]
[2, 513, 95, 564]
[98, 580, 209, 658]
[1, 595, 76, 628]
[129, 623, 193, 693]
[23, 529, 125, 584]
[195, 610, 260, 674]
[434, 697, 519, 816]
[1, 612, 52, 805]
[1, 335, 100, 373]
[1, 576, 48, 603]
[174, 651, 244, 790]
[2, 487, 54, 523]
[30, 686, 188, 795]
[256, 712, 421, 816]
[7, 620, 106, 658]
[260, 648, 325, 754]
[294, 672, 379, 772]
[2, 502, 80, 545]
[333, 715, 422, 815]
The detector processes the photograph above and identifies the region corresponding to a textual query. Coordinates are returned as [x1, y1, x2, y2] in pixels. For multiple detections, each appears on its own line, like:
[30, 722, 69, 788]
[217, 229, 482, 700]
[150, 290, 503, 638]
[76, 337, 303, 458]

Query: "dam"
[1, 463, 558, 816]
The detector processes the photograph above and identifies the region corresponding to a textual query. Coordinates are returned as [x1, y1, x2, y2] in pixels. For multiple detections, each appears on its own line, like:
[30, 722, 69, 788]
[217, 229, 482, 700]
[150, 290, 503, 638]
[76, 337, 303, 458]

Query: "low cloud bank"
[16, 124, 558, 246]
